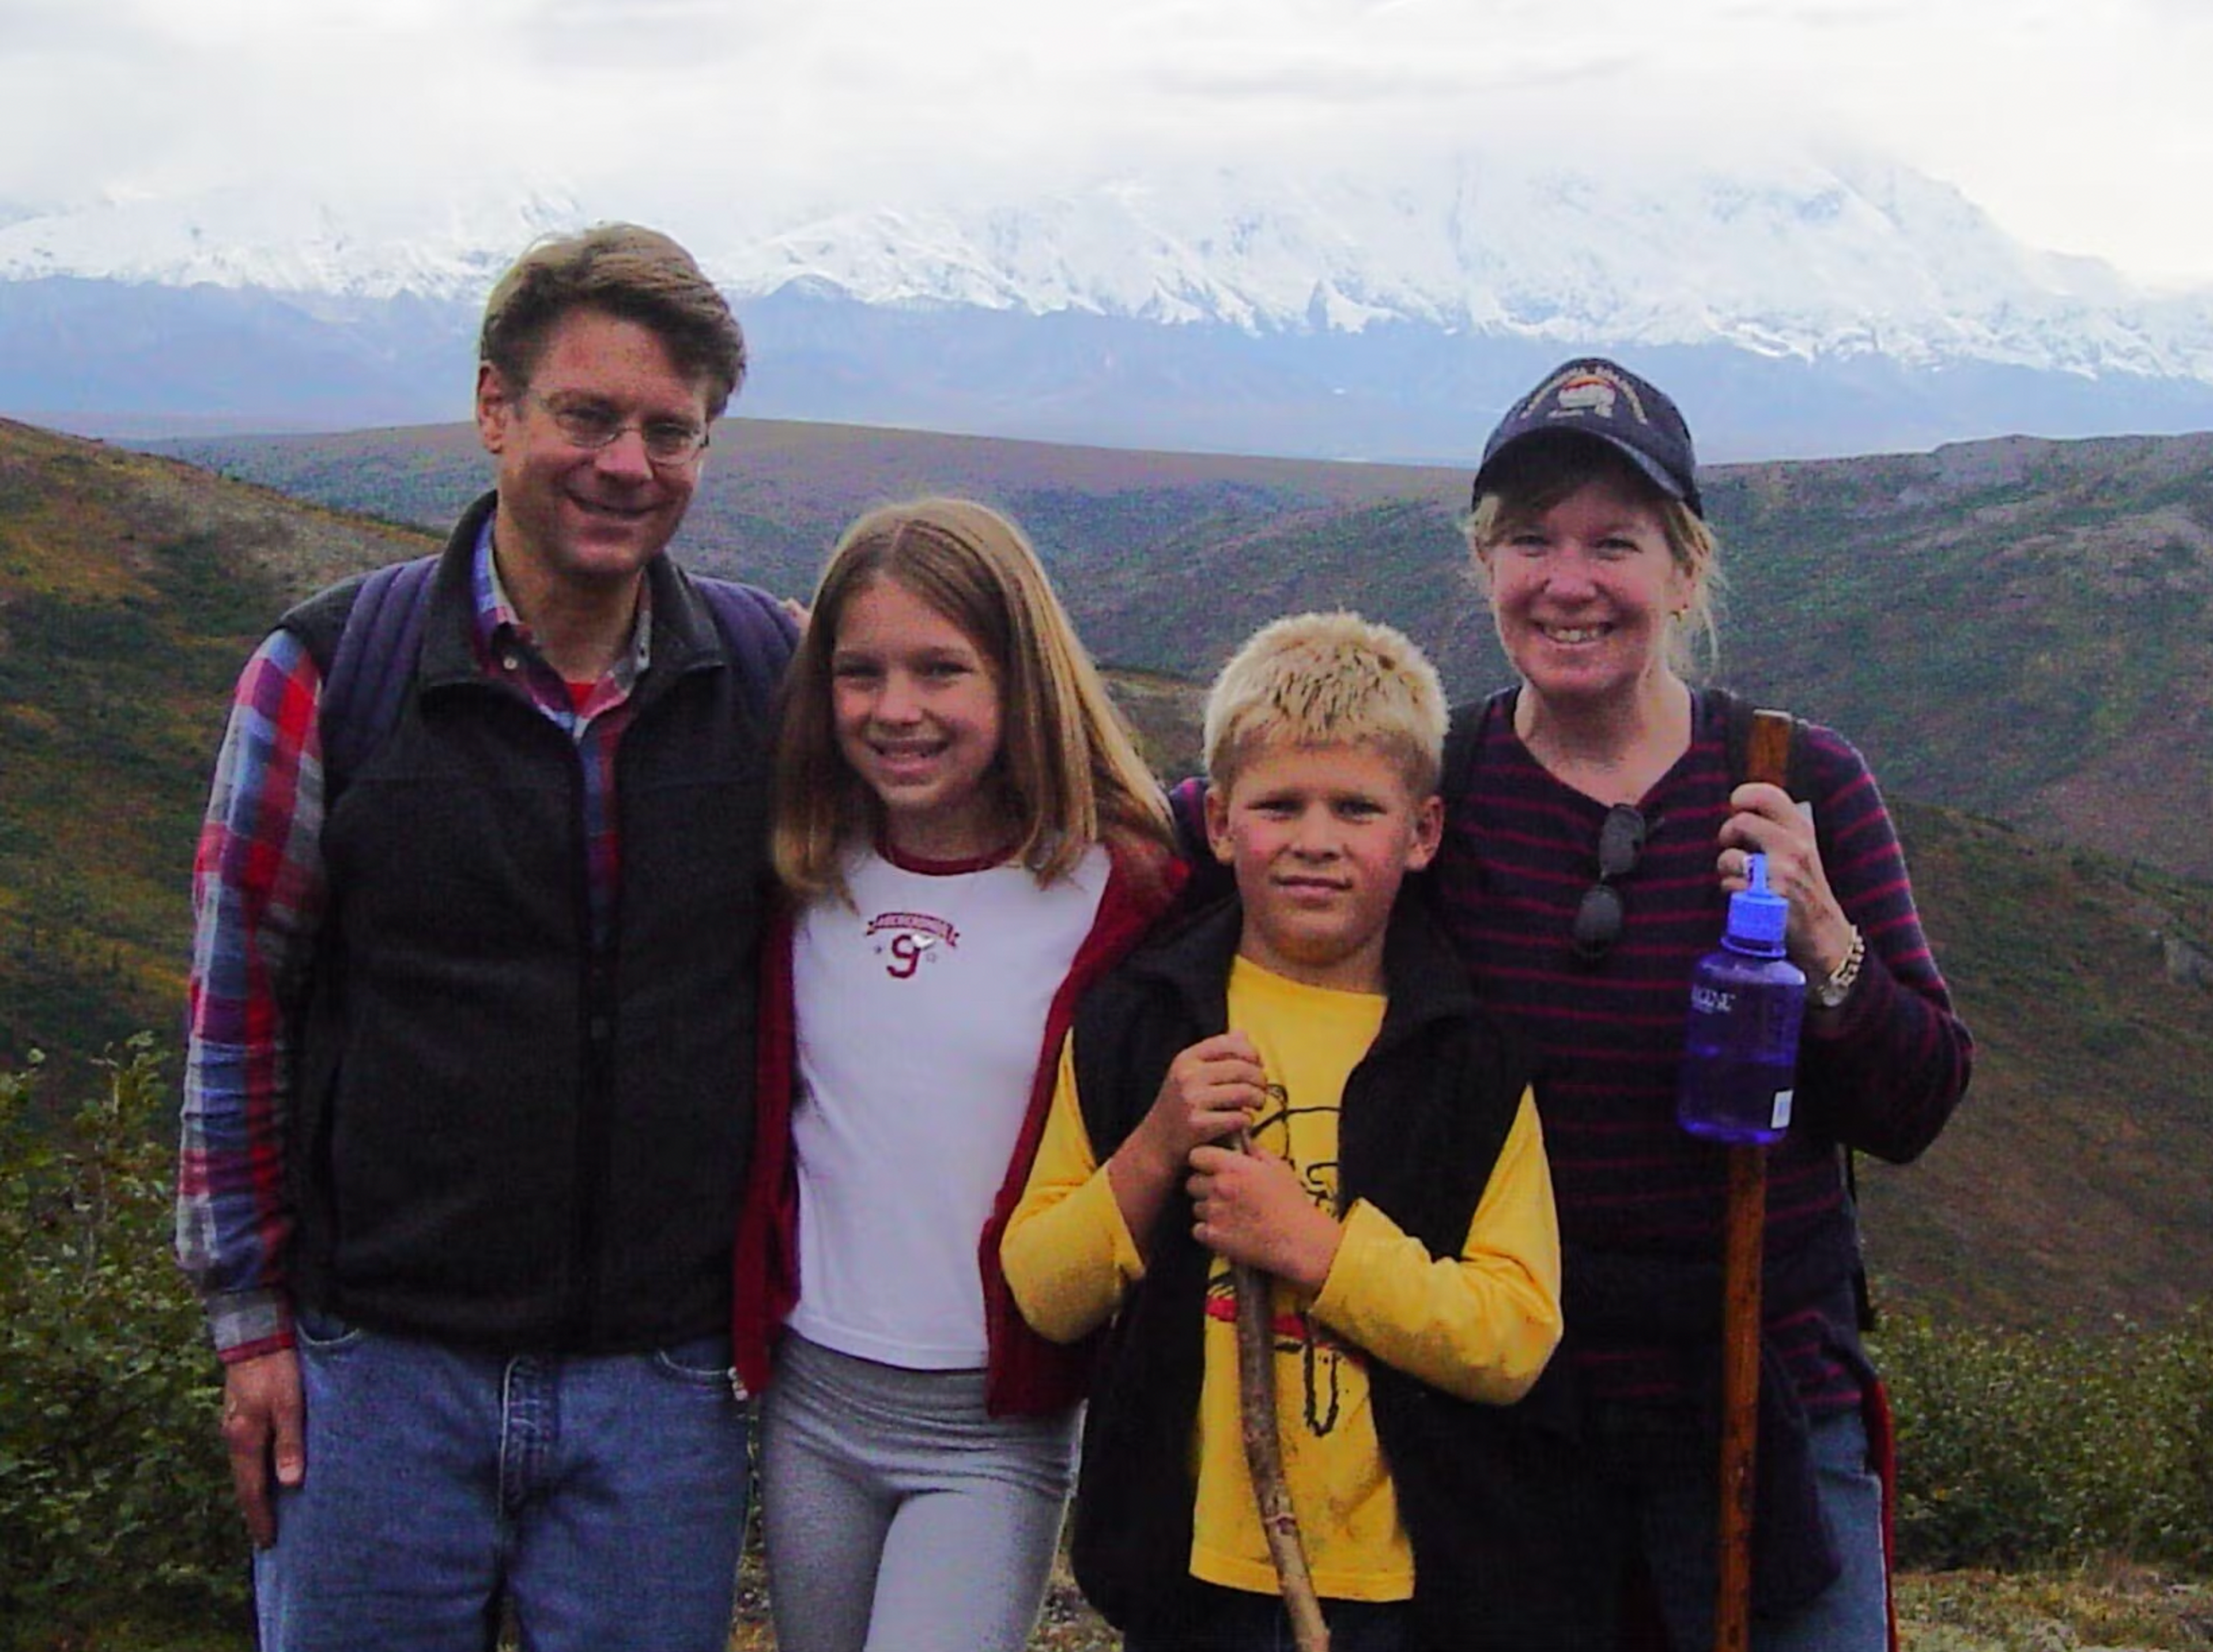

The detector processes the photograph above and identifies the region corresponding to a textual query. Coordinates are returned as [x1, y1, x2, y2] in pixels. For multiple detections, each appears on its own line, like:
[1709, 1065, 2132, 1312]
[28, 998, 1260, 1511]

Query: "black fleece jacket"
[1064, 898, 1604, 1651]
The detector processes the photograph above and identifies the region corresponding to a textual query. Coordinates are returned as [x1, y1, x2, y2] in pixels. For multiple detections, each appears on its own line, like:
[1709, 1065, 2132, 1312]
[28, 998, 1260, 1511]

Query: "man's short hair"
[478, 223, 747, 416]
[1203, 611, 1448, 795]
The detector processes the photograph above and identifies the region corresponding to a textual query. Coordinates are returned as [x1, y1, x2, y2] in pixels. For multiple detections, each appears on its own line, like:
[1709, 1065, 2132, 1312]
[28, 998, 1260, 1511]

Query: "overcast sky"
[3, 0, 2208, 286]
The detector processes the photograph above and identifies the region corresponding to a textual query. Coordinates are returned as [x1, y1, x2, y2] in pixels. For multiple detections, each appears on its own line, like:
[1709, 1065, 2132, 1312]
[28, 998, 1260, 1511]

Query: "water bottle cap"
[1725, 853, 1789, 955]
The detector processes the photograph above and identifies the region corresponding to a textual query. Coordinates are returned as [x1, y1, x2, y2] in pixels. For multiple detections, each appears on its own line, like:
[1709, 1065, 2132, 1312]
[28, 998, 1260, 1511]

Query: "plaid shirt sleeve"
[175, 628, 328, 1362]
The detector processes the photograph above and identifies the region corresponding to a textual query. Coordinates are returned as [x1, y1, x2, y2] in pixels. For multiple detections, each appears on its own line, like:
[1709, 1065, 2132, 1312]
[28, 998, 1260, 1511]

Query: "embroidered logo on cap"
[1527, 362, 1655, 428]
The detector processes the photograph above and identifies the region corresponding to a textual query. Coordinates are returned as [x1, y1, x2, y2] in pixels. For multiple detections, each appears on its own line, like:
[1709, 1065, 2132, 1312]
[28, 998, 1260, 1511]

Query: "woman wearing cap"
[1432, 358, 1973, 1650]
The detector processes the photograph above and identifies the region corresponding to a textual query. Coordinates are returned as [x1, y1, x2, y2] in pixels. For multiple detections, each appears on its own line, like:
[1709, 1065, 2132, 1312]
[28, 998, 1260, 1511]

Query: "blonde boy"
[1002, 613, 1574, 1651]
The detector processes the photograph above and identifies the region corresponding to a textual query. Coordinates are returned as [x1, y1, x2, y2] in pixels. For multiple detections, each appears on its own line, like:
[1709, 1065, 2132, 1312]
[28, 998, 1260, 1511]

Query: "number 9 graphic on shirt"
[886, 932, 932, 979]
[866, 913, 954, 980]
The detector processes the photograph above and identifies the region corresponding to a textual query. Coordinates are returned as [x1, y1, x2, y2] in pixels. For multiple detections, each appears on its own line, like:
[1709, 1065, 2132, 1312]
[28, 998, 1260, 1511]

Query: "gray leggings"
[759, 1333, 1079, 1652]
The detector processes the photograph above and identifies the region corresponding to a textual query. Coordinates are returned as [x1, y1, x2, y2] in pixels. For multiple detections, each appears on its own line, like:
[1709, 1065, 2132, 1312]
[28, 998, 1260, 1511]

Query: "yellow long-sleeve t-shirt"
[1001, 957, 1562, 1600]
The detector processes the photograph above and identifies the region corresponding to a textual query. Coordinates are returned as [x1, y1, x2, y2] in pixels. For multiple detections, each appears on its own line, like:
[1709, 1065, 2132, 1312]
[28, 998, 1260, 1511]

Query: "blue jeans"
[255, 1309, 751, 1652]
[1604, 1403, 1887, 1652]
[1121, 1583, 1407, 1652]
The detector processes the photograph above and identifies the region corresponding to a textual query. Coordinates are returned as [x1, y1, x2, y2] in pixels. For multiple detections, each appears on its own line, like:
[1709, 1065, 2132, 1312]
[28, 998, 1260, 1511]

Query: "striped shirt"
[175, 516, 651, 1359]
[1428, 687, 1973, 1413]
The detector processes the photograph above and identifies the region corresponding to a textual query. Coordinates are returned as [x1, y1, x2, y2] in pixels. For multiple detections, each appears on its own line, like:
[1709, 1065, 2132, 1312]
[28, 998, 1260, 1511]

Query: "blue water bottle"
[1677, 853, 1806, 1146]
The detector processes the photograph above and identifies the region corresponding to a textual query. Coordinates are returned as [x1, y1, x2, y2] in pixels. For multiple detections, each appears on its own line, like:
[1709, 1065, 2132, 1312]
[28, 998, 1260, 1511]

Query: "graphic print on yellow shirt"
[1201, 1082, 1352, 1436]
[1187, 956, 1411, 1603]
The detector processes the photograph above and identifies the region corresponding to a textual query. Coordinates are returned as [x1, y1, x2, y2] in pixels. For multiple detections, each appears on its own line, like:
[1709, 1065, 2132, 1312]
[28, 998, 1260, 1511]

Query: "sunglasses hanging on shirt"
[1572, 803, 1648, 962]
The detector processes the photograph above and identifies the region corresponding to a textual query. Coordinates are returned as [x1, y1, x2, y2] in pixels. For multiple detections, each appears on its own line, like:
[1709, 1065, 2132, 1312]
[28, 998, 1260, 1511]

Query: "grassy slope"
[1856, 800, 2213, 1327]
[5, 418, 2211, 1651]
[1708, 436, 2213, 886]
[4, 415, 2210, 1328]
[153, 422, 2213, 887]
[0, 418, 436, 1073]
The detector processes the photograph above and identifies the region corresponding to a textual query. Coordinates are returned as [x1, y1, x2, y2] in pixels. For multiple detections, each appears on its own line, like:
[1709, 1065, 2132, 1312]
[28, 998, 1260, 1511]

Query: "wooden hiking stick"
[1230, 1129, 1330, 1652]
[1715, 708, 1797, 1652]
[1716, 1137, 1766, 1652]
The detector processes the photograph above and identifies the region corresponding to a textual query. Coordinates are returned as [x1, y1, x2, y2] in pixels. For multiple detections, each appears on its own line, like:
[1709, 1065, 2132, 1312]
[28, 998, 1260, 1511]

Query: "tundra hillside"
[160, 418, 2213, 881]
[7, 413, 2211, 1329]
[0, 414, 2208, 1649]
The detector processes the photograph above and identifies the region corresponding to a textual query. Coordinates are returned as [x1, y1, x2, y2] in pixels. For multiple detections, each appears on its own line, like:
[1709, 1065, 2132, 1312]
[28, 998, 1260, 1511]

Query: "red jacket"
[731, 840, 1184, 1414]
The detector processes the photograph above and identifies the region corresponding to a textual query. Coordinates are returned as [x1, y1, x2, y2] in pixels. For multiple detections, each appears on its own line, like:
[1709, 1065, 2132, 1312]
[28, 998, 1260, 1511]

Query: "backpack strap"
[304, 562, 795, 807]
[285, 555, 439, 808]
[1444, 688, 1809, 800]
[1441, 698, 1485, 808]
[692, 576, 799, 728]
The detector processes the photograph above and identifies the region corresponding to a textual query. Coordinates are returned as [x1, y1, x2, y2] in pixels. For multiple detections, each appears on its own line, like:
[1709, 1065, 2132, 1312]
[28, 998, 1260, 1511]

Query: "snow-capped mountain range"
[5, 148, 2212, 462]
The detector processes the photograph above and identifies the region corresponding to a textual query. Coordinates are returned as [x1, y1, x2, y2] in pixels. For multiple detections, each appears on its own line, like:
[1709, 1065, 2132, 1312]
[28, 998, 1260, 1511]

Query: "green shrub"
[1879, 1308, 2213, 1574]
[0, 1038, 248, 1647]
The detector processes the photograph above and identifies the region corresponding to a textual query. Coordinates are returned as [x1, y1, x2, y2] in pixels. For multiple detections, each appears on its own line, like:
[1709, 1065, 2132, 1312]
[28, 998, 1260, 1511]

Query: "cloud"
[496, 0, 789, 69]
[0, 0, 2208, 279]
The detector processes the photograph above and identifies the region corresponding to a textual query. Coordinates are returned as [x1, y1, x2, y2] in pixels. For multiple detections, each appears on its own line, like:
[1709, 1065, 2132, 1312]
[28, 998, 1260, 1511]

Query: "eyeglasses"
[1571, 803, 1647, 962]
[522, 391, 710, 466]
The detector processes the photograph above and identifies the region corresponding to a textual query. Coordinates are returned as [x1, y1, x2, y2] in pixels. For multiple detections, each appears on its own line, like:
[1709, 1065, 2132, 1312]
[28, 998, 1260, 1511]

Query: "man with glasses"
[177, 224, 794, 1651]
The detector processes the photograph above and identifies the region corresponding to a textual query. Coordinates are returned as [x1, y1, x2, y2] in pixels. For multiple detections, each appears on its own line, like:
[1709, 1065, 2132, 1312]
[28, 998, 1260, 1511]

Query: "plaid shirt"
[176, 517, 651, 1359]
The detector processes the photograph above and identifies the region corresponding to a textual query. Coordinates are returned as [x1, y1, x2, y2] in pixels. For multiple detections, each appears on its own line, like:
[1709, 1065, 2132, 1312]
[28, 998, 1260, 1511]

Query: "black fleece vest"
[281, 497, 783, 1352]
[1066, 901, 1604, 1651]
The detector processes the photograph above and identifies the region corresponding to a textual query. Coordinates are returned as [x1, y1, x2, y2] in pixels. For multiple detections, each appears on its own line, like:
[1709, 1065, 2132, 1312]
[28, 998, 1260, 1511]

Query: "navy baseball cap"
[1471, 358, 1703, 517]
